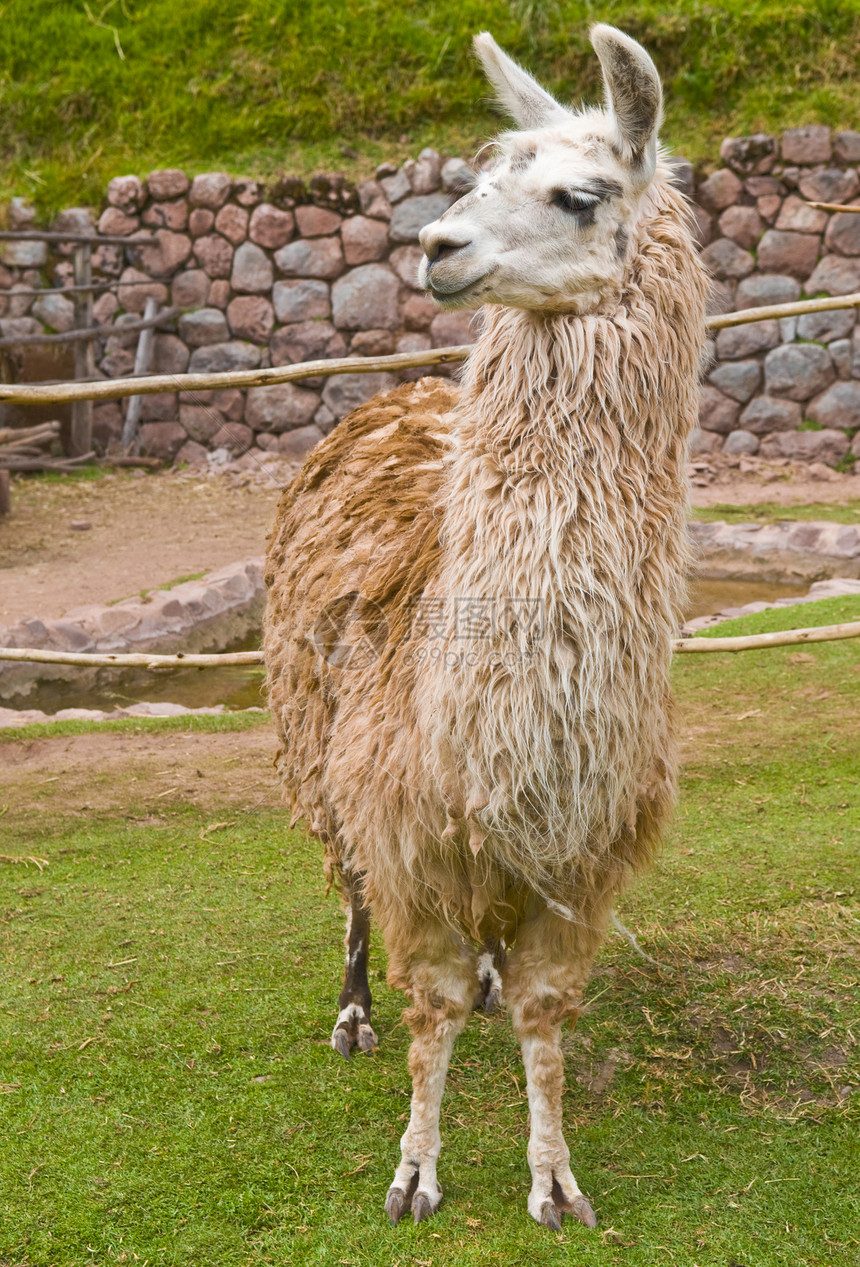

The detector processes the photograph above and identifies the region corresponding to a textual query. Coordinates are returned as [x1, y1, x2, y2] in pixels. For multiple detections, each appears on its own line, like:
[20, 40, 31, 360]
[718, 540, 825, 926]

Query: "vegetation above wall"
[1, 1, 860, 213]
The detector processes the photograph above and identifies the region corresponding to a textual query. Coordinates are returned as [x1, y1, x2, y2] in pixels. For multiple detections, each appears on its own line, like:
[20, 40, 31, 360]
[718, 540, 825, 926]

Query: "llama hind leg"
[331, 870, 378, 1058]
[504, 904, 608, 1231]
[384, 918, 476, 1224]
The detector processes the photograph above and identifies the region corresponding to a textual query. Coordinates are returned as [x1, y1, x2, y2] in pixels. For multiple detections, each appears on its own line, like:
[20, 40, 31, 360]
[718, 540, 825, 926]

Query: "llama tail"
[610, 911, 672, 971]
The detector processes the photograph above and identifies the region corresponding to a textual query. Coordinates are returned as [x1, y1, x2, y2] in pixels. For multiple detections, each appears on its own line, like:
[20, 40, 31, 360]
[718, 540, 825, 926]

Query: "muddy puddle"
[5, 577, 811, 715]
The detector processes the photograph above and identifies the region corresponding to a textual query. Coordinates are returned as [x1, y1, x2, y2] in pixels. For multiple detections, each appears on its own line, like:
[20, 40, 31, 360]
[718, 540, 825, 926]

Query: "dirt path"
[1, 458, 859, 629]
[0, 467, 284, 627]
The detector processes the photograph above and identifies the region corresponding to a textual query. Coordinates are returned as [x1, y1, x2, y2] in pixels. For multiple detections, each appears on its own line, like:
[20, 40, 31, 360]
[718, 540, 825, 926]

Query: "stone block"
[396, 331, 433, 379]
[272, 424, 325, 461]
[98, 206, 138, 236]
[270, 320, 347, 369]
[211, 423, 253, 455]
[411, 149, 443, 195]
[151, 333, 190, 375]
[723, 429, 760, 455]
[736, 274, 801, 308]
[1, 239, 47, 267]
[32, 292, 75, 333]
[117, 267, 167, 313]
[701, 237, 755, 281]
[249, 203, 295, 250]
[179, 307, 230, 347]
[807, 381, 860, 430]
[245, 382, 320, 430]
[764, 343, 834, 401]
[824, 209, 860, 258]
[139, 421, 186, 460]
[227, 295, 274, 343]
[715, 320, 781, 360]
[272, 278, 330, 323]
[93, 292, 119, 323]
[380, 168, 412, 204]
[215, 204, 249, 244]
[139, 391, 178, 421]
[209, 279, 230, 309]
[142, 200, 189, 231]
[357, 179, 392, 221]
[0, 317, 40, 339]
[321, 371, 398, 419]
[688, 428, 724, 456]
[830, 338, 852, 379]
[775, 195, 827, 234]
[666, 157, 695, 199]
[441, 158, 475, 193]
[190, 172, 232, 209]
[708, 360, 761, 403]
[389, 194, 453, 243]
[717, 205, 763, 250]
[780, 126, 831, 164]
[739, 396, 802, 434]
[806, 254, 860, 295]
[193, 234, 234, 279]
[697, 168, 743, 212]
[179, 404, 223, 443]
[760, 427, 849, 466]
[171, 269, 210, 308]
[388, 245, 424, 288]
[92, 402, 123, 448]
[295, 206, 343, 237]
[175, 439, 209, 467]
[233, 178, 264, 207]
[131, 228, 192, 277]
[798, 168, 859, 205]
[100, 349, 136, 378]
[833, 131, 860, 164]
[430, 310, 480, 347]
[231, 241, 273, 293]
[350, 329, 396, 356]
[756, 229, 820, 279]
[315, 403, 336, 434]
[107, 174, 144, 210]
[189, 208, 215, 237]
[147, 168, 189, 199]
[756, 195, 782, 224]
[274, 236, 344, 279]
[719, 133, 777, 175]
[8, 197, 35, 228]
[188, 341, 262, 373]
[332, 263, 400, 330]
[341, 215, 389, 264]
[796, 306, 856, 343]
[403, 292, 437, 330]
[698, 385, 741, 433]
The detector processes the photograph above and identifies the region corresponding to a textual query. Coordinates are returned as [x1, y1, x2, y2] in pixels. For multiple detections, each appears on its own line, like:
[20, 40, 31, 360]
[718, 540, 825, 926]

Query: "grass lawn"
[691, 502, 860, 526]
[1, 597, 858, 1265]
[1, 2, 859, 213]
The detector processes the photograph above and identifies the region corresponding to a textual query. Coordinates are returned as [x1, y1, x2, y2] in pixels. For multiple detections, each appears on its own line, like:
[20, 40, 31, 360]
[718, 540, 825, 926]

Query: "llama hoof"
[412, 1191, 435, 1223]
[331, 1003, 378, 1059]
[385, 1167, 441, 1225]
[570, 1195, 598, 1228]
[539, 1200, 563, 1231]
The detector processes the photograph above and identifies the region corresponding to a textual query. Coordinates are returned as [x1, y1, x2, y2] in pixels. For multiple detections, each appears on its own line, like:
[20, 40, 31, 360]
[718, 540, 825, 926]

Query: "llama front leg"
[505, 904, 607, 1231]
[384, 919, 476, 1224]
[331, 870, 378, 1057]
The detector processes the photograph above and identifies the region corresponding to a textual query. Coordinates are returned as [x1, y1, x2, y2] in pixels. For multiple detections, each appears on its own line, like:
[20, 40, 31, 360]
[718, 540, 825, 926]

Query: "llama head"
[419, 25, 664, 313]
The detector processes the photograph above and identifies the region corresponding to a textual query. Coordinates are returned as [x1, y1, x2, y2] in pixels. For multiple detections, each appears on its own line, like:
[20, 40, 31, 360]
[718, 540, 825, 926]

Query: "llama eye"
[552, 189, 599, 215]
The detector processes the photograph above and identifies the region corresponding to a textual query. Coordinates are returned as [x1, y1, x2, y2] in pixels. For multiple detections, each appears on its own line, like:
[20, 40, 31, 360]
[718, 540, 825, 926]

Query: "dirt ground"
[1, 455, 859, 627]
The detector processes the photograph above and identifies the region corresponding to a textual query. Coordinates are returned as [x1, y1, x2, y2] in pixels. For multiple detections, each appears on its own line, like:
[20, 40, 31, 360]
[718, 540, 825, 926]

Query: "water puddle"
[6, 578, 811, 716]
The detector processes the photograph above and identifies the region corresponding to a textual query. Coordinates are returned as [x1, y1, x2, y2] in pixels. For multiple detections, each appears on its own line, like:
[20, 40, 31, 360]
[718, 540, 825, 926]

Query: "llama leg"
[331, 870, 378, 1058]
[384, 920, 476, 1224]
[504, 904, 608, 1230]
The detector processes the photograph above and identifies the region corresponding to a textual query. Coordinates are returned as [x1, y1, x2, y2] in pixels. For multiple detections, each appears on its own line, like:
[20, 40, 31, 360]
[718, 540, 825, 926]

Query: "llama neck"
[438, 174, 709, 619]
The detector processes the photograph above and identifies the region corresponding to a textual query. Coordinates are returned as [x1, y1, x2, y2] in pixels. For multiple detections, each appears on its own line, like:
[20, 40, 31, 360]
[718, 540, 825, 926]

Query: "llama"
[264, 24, 709, 1230]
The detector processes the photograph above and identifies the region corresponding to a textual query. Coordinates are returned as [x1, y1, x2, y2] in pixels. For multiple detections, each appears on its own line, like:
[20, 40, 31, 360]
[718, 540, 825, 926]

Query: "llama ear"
[590, 25, 662, 181]
[473, 32, 570, 130]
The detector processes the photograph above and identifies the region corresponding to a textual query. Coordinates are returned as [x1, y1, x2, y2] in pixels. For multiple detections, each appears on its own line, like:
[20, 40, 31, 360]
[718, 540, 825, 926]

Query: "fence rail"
[1, 618, 858, 669]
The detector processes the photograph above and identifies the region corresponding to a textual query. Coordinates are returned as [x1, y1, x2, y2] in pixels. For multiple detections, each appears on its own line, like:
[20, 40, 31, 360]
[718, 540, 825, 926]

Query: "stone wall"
[2, 127, 860, 469]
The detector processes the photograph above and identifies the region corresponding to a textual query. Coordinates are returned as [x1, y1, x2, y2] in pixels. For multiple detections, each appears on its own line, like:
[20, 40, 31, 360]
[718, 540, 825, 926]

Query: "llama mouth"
[426, 273, 490, 303]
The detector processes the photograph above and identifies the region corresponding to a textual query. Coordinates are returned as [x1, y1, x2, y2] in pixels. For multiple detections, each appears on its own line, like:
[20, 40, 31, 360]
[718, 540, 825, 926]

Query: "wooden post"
[0, 469, 10, 516]
[70, 242, 95, 456]
[121, 297, 159, 454]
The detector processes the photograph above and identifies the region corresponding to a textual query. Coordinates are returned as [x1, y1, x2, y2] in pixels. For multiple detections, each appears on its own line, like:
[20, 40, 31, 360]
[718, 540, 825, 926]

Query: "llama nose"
[419, 225, 472, 265]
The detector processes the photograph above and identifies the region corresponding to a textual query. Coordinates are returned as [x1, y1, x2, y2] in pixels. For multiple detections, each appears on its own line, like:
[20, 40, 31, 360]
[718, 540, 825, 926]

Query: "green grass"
[691, 502, 860, 525]
[1, 602, 858, 1265]
[0, 709, 268, 743]
[2, 2, 860, 213]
